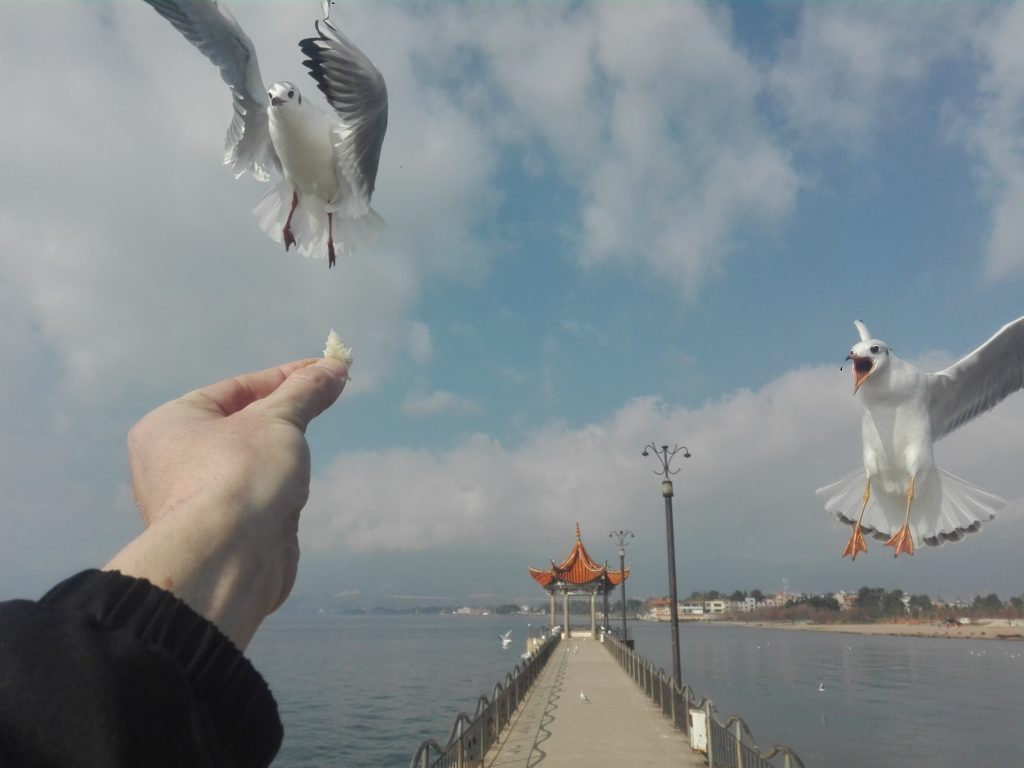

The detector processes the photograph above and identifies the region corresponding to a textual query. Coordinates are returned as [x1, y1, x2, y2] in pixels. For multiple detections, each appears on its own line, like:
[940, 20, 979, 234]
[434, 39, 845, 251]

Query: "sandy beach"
[729, 618, 1024, 641]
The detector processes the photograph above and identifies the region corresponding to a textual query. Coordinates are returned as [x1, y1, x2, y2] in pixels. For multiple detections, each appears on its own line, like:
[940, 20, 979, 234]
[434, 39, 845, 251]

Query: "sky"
[2, 0, 1024, 610]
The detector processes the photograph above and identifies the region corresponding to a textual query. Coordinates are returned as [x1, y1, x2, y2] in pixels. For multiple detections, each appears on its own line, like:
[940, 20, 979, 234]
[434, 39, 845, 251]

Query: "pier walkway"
[483, 638, 705, 768]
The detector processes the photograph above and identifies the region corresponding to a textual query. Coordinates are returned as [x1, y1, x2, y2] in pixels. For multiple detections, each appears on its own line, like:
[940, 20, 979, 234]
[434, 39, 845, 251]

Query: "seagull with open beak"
[818, 317, 1024, 559]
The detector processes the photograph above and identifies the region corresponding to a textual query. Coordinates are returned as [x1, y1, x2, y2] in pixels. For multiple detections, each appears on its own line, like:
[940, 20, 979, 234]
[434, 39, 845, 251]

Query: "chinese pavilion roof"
[529, 523, 629, 591]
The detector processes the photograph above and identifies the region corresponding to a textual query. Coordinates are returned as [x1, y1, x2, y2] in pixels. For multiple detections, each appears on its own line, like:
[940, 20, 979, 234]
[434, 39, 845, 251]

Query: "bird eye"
[288, 89, 295, 98]
[870, 345, 880, 354]
[267, 91, 272, 99]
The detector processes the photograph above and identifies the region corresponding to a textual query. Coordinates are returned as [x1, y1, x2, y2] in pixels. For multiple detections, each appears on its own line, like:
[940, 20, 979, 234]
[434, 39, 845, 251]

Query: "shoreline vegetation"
[718, 618, 1023, 641]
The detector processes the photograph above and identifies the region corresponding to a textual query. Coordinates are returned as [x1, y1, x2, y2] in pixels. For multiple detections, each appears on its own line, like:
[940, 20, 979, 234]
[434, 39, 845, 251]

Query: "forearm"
[103, 506, 282, 650]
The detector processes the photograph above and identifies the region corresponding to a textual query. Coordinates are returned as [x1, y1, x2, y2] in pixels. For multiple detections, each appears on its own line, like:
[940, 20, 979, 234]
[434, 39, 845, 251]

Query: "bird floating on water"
[818, 317, 1024, 558]
[142, 0, 388, 267]
[818, 682, 825, 693]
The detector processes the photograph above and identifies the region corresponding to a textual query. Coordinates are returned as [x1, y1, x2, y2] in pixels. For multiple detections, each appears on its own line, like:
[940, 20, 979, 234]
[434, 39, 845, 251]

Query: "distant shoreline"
[718, 618, 1024, 641]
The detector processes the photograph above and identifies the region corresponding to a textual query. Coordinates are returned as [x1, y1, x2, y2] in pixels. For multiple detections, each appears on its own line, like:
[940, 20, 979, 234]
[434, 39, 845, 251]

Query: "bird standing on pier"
[142, 0, 388, 267]
[818, 317, 1024, 558]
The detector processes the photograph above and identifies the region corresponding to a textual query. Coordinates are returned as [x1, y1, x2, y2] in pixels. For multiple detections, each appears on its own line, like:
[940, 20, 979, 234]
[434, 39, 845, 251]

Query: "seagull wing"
[300, 18, 388, 202]
[929, 316, 1024, 440]
[143, 0, 279, 180]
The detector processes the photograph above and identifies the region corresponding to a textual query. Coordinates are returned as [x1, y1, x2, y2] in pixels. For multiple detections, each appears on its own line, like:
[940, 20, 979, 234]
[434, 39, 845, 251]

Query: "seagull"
[818, 682, 825, 693]
[142, 0, 388, 267]
[579, 691, 590, 702]
[499, 631, 512, 649]
[818, 317, 1024, 558]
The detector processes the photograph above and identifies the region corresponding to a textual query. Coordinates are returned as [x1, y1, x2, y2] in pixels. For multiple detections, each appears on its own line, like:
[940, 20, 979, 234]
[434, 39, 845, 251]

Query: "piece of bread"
[323, 330, 354, 367]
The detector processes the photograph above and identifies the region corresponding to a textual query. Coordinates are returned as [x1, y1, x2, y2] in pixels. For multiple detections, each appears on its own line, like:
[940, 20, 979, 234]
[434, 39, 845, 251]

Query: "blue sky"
[2, 1, 1024, 609]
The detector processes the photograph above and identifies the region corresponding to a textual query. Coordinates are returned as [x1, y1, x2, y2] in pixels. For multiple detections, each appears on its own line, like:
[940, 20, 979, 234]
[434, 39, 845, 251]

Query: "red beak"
[848, 355, 873, 393]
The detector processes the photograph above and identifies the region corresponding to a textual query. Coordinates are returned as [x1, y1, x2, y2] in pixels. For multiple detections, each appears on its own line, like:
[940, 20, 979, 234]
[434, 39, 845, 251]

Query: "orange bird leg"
[842, 479, 870, 560]
[327, 210, 336, 268]
[283, 191, 299, 251]
[885, 476, 916, 557]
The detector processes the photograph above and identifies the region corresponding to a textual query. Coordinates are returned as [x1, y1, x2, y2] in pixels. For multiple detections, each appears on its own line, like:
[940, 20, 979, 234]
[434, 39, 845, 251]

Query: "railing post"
[705, 699, 714, 768]
[455, 720, 464, 768]
[735, 720, 744, 768]
[669, 678, 676, 727]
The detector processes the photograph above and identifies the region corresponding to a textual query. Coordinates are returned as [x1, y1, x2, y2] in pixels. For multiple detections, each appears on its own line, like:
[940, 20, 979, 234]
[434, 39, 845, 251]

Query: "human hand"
[105, 357, 347, 648]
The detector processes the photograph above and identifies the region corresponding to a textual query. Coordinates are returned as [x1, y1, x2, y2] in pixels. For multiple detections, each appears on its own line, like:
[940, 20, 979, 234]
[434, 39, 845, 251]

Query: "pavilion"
[529, 524, 629, 638]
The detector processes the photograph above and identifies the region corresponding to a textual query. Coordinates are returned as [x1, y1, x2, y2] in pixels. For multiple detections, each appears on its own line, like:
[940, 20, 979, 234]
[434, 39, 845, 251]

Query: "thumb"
[261, 357, 348, 431]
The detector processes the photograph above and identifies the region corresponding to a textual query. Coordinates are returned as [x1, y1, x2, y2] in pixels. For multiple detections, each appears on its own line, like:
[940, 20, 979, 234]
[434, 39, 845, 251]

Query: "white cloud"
[422, 2, 798, 296]
[962, 4, 1024, 280]
[401, 390, 482, 417]
[304, 360, 1024, 595]
[770, 5, 975, 146]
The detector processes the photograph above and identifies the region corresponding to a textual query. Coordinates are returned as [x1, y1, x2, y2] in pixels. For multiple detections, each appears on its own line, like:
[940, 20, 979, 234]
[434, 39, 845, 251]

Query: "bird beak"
[847, 355, 874, 393]
[271, 97, 284, 107]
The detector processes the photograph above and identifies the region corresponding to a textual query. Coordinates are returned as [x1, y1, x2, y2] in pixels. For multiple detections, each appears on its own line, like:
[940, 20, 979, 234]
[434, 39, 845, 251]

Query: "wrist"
[104, 502, 286, 649]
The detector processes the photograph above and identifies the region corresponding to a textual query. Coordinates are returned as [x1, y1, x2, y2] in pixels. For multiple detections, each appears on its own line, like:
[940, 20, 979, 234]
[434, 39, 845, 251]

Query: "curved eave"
[606, 566, 630, 586]
[529, 567, 555, 587]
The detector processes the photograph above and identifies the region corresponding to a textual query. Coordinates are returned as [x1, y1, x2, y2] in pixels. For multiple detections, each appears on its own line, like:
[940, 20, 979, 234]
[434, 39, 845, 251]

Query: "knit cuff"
[39, 569, 283, 767]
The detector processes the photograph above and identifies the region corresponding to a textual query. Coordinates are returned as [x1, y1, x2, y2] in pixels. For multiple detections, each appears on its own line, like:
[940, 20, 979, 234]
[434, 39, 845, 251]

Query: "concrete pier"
[483, 638, 705, 768]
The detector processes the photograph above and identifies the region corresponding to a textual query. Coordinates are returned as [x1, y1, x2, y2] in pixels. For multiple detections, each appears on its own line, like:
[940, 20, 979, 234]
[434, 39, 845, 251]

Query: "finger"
[183, 359, 319, 417]
[259, 357, 348, 431]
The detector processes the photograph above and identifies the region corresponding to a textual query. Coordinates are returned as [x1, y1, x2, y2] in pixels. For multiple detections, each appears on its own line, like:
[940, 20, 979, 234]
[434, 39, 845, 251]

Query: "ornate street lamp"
[642, 443, 691, 689]
[608, 529, 634, 646]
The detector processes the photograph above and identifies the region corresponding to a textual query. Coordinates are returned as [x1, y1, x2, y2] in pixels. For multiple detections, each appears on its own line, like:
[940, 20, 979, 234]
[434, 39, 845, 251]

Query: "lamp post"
[602, 568, 610, 633]
[608, 529, 634, 646]
[642, 443, 691, 689]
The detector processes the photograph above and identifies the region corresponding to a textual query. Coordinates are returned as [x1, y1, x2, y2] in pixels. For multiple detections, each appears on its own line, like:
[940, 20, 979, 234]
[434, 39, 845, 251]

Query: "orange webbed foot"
[884, 525, 915, 557]
[842, 526, 868, 560]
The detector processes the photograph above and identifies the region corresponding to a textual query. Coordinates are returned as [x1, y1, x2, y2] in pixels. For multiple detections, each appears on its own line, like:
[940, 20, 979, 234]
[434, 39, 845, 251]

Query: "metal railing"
[604, 635, 805, 768]
[408, 635, 559, 768]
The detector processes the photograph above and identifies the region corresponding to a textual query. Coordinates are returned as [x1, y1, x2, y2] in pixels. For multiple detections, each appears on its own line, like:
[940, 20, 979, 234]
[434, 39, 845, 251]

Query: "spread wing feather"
[300, 18, 388, 202]
[929, 317, 1024, 440]
[143, 0, 279, 180]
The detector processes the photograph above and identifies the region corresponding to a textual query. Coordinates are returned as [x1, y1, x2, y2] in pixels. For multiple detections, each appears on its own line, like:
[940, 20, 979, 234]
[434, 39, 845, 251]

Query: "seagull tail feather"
[919, 470, 1002, 547]
[817, 468, 1003, 548]
[252, 182, 383, 260]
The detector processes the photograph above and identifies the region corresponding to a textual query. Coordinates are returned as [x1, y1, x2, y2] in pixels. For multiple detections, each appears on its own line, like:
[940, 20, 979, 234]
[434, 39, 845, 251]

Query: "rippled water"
[247, 615, 1024, 767]
[248, 614, 543, 767]
[629, 621, 1024, 768]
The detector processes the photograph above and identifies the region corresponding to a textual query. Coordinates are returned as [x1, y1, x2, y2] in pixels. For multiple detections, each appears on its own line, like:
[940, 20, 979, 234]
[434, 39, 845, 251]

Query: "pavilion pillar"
[603, 584, 610, 631]
[549, 592, 556, 630]
[590, 592, 596, 637]
[563, 590, 570, 637]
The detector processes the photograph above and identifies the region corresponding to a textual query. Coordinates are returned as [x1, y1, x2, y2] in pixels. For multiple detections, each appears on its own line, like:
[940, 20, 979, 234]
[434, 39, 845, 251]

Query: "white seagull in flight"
[818, 317, 1024, 558]
[142, 0, 388, 267]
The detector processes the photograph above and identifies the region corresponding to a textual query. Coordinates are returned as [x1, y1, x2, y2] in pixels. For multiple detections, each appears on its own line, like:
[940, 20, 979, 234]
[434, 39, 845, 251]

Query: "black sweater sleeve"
[0, 570, 282, 767]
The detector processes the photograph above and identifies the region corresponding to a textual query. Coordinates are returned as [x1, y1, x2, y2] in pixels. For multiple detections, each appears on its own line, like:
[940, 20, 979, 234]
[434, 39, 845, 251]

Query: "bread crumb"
[323, 329, 354, 367]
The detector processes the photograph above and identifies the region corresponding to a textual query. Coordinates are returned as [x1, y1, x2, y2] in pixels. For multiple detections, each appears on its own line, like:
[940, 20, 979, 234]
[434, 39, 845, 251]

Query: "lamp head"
[641, 448, 649, 457]
[683, 449, 691, 459]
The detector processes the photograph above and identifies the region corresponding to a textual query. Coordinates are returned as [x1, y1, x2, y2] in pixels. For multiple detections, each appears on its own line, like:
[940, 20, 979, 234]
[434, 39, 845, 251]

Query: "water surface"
[248, 615, 1024, 767]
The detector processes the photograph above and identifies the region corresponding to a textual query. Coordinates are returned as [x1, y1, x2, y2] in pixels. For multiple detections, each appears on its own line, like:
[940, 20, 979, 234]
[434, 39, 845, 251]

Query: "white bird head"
[846, 320, 891, 394]
[268, 81, 302, 108]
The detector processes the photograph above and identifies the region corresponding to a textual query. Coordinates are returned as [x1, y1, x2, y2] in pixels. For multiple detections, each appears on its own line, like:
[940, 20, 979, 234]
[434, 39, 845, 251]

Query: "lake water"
[247, 614, 1024, 767]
